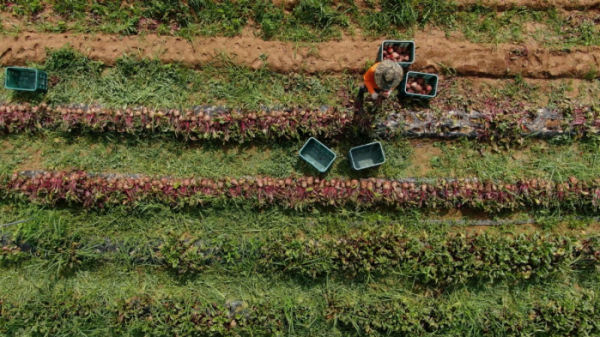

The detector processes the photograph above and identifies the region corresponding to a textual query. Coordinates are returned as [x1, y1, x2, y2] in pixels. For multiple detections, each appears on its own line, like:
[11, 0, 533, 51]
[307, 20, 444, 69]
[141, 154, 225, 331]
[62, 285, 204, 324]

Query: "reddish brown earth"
[0, 31, 598, 78]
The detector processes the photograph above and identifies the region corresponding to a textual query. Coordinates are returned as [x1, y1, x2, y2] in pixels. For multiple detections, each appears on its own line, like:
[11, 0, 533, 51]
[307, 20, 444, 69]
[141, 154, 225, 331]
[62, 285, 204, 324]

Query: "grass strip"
[2, 128, 600, 184]
[0, 49, 349, 110]
[2, 1, 598, 46]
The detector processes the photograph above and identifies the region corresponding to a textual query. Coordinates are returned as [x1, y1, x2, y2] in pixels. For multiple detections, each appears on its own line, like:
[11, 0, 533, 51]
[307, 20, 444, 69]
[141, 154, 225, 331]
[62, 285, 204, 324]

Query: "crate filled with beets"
[376, 40, 415, 67]
[400, 72, 438, 98]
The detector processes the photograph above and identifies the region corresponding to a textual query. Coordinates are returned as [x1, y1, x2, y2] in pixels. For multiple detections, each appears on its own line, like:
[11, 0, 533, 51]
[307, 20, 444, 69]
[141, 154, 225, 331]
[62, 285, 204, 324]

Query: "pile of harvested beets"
[405, 77, 433, 95]
[381, 44, 410, 62]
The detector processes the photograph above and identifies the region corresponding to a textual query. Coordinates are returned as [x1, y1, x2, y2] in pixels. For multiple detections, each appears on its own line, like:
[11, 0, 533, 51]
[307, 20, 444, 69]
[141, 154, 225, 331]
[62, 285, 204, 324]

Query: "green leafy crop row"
[327, 287, 600, 336]
[164, 229, 600, 284]
[4, 225, 600, 286]
[0, 294, 293, 336]
[2, 281, 600, 336]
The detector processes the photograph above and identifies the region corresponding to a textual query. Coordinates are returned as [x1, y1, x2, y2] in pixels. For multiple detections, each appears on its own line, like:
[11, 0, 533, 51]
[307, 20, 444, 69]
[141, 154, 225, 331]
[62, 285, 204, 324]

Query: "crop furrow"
[3, 170, 600, 213]
[1, 33, 598, 78]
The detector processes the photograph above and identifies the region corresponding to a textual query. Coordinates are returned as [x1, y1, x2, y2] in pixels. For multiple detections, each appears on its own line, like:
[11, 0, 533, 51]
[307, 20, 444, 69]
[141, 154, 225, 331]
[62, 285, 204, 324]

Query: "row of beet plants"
[3, 171, 600, 212]
[1, 102, 599, 143]
[3, 227, 600, 285]
[2, 288, 600, 336]
[0, 103, 353, 142]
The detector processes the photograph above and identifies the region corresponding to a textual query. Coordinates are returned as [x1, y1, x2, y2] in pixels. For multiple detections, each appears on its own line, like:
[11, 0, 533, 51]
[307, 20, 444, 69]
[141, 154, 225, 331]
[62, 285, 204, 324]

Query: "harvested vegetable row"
[377, 101, 600, 141]
[1, 102, 599, 143]
[3, 171, 600, 212]
[0, 103, 352, 142]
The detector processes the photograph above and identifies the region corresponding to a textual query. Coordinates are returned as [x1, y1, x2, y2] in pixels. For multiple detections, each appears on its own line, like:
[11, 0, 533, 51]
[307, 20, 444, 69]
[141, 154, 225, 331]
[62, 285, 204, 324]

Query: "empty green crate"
[4, 67, 48, 92]
[399, 71, 438, 99]
[299, 137, 337, 173]
[376, 40, 415, 67]
[349, 142, 386, 170]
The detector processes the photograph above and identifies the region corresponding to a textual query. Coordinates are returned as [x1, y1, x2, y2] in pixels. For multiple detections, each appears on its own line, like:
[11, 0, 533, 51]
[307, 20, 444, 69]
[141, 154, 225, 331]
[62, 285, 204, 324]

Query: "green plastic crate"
[299, 137, 336, 173]
[376, 40, 415, 67]
[399, 71, 438, 99]
[349, 142, 385, 170]
[4, 67, 48, 92]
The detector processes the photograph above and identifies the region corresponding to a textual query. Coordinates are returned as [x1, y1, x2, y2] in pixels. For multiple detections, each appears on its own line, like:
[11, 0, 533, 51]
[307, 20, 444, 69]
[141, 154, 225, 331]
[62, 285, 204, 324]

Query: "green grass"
[1, 261, 599, 336]
[429, 139, 600, 182]
[0, 49, 351, 109]
[1, 130, 598, 182]
[2, 0, 352, 42]
[0, 266, 333, 335]
[1, 0, 599, 46]
[0, 202, 418, 240]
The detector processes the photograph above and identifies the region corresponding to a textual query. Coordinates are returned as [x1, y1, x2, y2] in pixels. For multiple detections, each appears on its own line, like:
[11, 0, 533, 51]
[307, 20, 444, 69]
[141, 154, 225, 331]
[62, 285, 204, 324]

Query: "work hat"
[374, 60, 404, 90]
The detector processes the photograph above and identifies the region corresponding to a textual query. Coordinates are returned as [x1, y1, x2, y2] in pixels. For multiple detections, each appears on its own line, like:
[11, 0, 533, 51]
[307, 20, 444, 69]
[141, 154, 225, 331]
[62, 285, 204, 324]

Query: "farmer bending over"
[356, 59, 404, 109]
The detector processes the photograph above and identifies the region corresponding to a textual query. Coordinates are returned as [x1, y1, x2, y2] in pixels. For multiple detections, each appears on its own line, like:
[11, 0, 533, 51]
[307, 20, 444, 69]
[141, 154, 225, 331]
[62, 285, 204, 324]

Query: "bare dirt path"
[0, 31, 598, 79]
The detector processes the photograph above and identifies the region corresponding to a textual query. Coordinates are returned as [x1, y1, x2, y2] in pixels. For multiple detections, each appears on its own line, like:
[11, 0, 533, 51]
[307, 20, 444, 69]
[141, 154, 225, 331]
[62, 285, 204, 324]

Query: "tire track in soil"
[0, 31, 598, 79]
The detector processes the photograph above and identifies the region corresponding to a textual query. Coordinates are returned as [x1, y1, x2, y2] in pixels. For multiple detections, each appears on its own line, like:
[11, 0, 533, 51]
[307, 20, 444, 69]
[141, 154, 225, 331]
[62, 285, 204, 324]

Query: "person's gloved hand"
[371, 93, 379, 100]
[382, 90, 391, 98]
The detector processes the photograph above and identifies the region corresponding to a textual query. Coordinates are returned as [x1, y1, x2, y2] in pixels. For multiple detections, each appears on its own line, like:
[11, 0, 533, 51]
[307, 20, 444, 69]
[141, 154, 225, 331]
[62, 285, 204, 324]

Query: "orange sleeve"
[363, 63, 380, 95]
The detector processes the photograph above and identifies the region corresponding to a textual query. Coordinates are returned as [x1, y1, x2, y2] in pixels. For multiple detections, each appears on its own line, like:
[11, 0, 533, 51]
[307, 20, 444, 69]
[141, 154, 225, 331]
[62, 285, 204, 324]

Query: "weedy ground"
[1, 203, 600, 335]
[1, 263, 598, 336]
[0, 3, 600, 335]
[1, 0, 599, 47]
